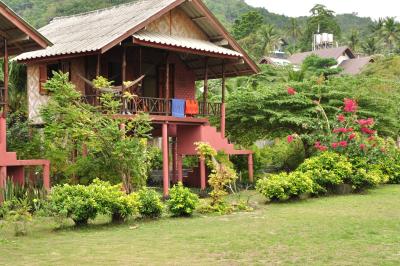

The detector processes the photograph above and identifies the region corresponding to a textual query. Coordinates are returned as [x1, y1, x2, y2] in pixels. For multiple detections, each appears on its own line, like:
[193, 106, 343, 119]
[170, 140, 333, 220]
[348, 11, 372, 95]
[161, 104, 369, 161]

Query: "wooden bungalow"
[16, 0, 260, 196]
[0, 1, 52, 199]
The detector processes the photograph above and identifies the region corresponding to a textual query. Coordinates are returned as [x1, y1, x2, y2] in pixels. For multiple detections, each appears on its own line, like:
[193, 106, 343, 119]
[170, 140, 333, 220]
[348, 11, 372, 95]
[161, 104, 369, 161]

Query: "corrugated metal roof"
[15, 0, 177, 61]
[133, 30, 242, 57]
[288, 46, 355, 65]
[339, 57, 374, 75]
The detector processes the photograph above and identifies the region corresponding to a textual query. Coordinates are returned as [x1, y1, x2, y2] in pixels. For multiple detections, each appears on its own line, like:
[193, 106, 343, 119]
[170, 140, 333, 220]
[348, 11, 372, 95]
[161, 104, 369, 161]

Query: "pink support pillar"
[43, 162, 50, 191]
[200, 156, 206, 190]
[0, 117, 6, 152]
[162, 123, 169, 197]
[220, 103, 226, 139]
[172, 137, 178, 184]
[0, 166, 5, 202]
[177, 155, 183, 183]
[248, 153, 254, 183]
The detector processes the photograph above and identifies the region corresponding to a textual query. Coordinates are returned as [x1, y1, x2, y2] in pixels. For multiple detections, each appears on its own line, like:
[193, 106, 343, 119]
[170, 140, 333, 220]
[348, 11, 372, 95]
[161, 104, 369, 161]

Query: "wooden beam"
[192, 16, 207, 22]
[0, 29, 24, 52]
[221, 61, 226, 103]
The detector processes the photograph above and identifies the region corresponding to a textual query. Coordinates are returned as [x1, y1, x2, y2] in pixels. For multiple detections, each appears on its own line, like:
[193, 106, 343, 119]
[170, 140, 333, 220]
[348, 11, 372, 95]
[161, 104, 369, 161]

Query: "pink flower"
[360, 144, 366, 150]
[314, 141, 321, 148]
[358, 118, 374, 127]
[347, 128, 354, 132]
[361, 127, 376, 135]
[331, 142, 339, 149]
[343, 99, 358, 113]
[337, 114, 346, 123]
[349, 133, 356, 140]
[368, 136, 375, 141]
[333, 128, 348, 134]
[339, 141, 348, 147]
[287, 87, 297, 95]
[318, 145, 328, 151]
[287, 135, 294, 143]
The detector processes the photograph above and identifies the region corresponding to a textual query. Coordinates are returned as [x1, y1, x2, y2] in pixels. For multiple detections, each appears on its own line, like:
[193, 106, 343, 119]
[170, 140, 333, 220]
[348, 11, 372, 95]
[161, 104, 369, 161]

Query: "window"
[39, 61, 71, 95]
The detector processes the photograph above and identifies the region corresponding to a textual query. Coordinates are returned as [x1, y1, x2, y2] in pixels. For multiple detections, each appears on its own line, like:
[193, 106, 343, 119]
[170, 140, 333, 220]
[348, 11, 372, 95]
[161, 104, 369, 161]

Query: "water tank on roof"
[315, 34, 322, 45]
[328, 34, 334, 43]
[322, 33, 329, 43]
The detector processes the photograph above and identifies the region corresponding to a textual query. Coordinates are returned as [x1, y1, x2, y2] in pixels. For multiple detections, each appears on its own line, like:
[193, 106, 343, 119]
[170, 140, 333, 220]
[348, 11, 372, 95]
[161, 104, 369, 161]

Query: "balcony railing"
[83, 95, 221, 117]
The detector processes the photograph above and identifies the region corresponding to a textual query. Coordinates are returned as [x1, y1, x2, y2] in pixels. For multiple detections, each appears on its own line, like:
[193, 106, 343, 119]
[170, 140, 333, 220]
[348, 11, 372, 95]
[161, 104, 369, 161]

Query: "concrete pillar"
[0, 166, 6, 202]
[0, 117, 6, 152]
[172, 137, 178, 183]
[177, 155, 183, 183]
[43, 162, 51, 191]
[162, 123, 169, 197]
[200, 156, 206, 191]
[248, 153, 254, 183]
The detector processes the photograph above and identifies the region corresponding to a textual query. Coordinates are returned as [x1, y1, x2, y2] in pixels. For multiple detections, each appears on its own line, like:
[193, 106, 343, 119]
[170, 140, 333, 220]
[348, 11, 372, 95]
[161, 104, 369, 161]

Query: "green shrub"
[48, 184, 98, 226]
[297, 152, 352, 194]
[168, 183, 199, 217]
[256, 171, 313, 201]
[137, 188, 163, 218]
[377, 154, 400, 184]
[349, 156, 389, 190]
[6, 199, 32, 236]
[89, 179, 138, 222]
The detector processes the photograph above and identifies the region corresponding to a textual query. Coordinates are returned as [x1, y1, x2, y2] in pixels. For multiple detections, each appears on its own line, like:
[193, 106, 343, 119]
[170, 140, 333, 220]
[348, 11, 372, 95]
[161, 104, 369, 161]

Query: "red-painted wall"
[168, 54, 196, 100]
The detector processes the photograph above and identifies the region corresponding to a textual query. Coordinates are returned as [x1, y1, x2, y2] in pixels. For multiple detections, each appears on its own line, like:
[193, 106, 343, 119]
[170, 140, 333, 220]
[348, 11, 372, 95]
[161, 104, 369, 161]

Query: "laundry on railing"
[172, 99, 186, 118]
[185, 100, 199, 116]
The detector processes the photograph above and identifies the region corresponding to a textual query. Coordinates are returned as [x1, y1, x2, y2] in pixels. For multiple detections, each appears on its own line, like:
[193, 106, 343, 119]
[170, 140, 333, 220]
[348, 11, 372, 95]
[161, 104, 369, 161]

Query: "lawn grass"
[1, 185, 400, 265]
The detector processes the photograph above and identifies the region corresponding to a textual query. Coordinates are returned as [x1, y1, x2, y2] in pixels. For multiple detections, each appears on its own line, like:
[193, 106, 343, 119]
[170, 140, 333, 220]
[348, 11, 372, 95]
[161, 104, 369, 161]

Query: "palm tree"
[380, 17, 400, 53]
[258, 24, 281, 56]
[361, 37, 380, 55]
[286, 18, 302, 46]
[348, 29, 360, 51]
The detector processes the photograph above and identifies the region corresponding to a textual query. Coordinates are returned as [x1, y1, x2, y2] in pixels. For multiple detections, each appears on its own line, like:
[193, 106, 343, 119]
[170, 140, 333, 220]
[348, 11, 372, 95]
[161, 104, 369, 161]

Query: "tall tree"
[347, 29, 360, 52]
[361, 37, 380, 55]
[286, 18, 302, 46]
[232, 11, 264, 40]
[258, 24, 281, 56]
[300, 4, 341, 51]
[380, 17, 400, 53]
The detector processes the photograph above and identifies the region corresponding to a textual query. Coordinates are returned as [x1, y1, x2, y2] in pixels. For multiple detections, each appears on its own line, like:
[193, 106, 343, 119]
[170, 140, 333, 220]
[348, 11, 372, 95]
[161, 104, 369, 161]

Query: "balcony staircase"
[177, 124, 251, 156]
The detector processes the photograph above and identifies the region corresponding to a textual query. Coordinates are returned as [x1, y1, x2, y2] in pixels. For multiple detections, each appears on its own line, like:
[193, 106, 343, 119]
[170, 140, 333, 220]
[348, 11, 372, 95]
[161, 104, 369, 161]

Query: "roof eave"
[0, 1, 52, 50]
[190, 0, 260, 75]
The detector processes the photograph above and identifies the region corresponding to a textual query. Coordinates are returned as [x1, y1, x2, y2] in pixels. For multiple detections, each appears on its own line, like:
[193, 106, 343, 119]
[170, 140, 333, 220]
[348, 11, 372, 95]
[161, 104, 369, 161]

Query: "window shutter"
[39, 64, 48, 95]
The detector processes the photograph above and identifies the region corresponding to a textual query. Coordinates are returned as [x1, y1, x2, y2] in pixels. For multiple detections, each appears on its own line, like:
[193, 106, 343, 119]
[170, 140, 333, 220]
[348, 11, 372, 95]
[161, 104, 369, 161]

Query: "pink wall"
[168, 54, 196, 100]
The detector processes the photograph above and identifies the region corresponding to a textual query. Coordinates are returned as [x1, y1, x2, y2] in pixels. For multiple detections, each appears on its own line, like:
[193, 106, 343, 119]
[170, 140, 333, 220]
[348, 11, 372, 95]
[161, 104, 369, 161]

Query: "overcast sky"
[245, 0, 398, 20]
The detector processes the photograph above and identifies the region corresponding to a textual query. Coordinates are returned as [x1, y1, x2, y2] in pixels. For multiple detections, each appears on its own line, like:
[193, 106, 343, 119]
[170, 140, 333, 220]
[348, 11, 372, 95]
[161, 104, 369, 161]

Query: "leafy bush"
[256, 171, 313, 201]
[376, 153, 400, 184]
[168, 183, 199, 217]
[48, 184, 98, 226]
[255, 138, 306, 174]
[297, 152, 352, 194]
[89, 179, 138, 222]
[137, 188, 163, 219]
[6, 199, 32, 236]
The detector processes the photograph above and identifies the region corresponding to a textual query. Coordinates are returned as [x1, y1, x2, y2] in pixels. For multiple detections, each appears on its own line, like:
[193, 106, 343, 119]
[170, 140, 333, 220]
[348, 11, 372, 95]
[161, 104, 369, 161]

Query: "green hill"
[4, 0, 374, 36]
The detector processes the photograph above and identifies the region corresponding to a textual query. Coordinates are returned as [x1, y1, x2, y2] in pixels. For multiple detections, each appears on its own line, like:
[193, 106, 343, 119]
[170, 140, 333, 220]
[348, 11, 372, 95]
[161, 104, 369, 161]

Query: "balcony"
[83, 95, 222, 118]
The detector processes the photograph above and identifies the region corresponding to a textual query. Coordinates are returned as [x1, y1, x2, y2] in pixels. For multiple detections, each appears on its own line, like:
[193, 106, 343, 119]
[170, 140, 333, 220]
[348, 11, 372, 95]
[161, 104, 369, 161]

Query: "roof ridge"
[50, 0, 145, 23]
